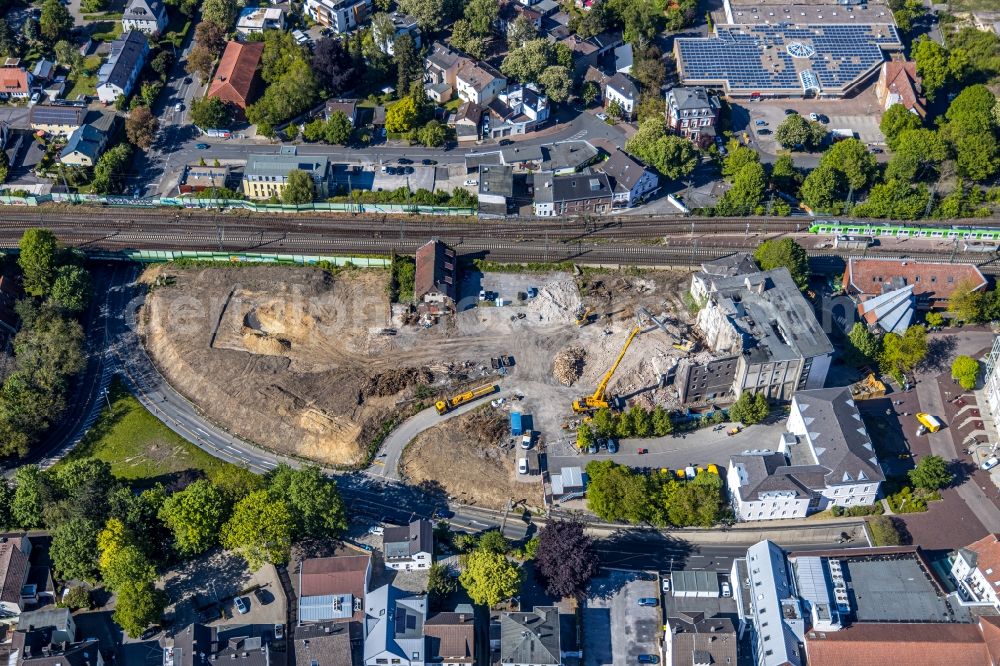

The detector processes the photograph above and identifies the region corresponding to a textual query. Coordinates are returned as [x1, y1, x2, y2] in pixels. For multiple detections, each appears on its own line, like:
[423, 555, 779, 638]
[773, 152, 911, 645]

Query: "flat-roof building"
[242, 151, 329, 200]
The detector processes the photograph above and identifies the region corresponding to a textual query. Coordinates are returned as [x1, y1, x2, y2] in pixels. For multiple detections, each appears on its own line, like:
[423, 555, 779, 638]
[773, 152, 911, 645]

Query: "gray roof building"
[478, 165, 514, 198]
[745, 540, 805, 666]
[293, 621, 357, 666]
[500, 607, 560, 666]
[382, 519, 433, 565]
[59, 124, 106, 164]
[364, 585, 426, 666]
[551, 171, 612, 203]
[541, 141, 598, 174]
[98, 31, 148, 93]
[665, 613, 737, 666]
[606, 72, 638, 101]
[29, 104, 85, 129]
[699, 253, 759, 278]
[169, 623, 282, 666]
[123, 0, 166, 26]
[245, 153, 329, 183]
[666, 86, 720, 113]
[729, 450, 821, 502]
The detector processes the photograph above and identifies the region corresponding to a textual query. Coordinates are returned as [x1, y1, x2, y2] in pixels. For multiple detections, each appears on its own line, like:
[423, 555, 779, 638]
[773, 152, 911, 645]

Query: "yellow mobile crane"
[435, 384, 498, 415]
[573, 326, 641, 413]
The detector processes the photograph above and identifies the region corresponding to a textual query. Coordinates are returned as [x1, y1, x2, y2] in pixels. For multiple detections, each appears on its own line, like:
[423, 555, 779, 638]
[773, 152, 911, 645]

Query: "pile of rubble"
[553, 347, 586, 386]
[361, 367, 434, 397]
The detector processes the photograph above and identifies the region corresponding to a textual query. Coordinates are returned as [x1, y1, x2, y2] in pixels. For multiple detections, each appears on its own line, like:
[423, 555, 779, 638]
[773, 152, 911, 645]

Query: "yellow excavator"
[572, 326, 640, 413]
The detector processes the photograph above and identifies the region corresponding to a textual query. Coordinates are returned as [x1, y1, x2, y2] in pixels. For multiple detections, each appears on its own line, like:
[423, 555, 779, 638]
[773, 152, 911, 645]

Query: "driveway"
[583, 571, 661, 666]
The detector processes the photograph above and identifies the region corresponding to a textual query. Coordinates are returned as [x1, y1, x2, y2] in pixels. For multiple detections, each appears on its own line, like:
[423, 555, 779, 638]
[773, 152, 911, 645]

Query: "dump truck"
[849, 373, 886, 400]
[435, 384, 499, 415]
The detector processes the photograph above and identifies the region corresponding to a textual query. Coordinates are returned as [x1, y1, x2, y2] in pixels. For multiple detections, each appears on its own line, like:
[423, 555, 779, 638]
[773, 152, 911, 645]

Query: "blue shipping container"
[510, 412, 523, 436]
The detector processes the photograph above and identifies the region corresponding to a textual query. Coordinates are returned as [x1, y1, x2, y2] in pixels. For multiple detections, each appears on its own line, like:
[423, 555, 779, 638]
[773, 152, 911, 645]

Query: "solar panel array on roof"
[676, 23, 901, 95]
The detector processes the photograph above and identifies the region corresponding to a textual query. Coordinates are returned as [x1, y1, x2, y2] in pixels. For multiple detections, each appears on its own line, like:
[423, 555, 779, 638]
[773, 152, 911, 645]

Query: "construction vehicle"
[637, 306, 696, 353]
[575, 306, 595, 326]
[916, 412, 943, 434]
[849, 373, 886, 400]
[435, 384, 498, 415]
[572, 326, 640, 413]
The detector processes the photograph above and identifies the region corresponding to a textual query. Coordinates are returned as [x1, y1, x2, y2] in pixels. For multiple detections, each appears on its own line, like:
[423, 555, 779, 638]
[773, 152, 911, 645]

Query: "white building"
[604, 73, 638, 119]
[236, 6, 286, 37]
[364, 585, 427, 666]
[951, 533, 1000, 611]
[304, 0, 371, 33]
[593, 148, 659, 208]
[727, 386, 884, 521]
[382, 520, 433, 571]
[984, 337, 1000, 428]
[372, 12, 421, 55]
[455, 62, 506, 105]
[121, 0, 167, 35]
[485, 84, 550, 138]
[96, 31, 148, 104]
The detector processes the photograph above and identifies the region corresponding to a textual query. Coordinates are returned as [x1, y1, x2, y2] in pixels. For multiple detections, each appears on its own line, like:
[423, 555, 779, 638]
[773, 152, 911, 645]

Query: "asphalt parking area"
[583, 571, 661, 666]
[372, 166, 435, 192]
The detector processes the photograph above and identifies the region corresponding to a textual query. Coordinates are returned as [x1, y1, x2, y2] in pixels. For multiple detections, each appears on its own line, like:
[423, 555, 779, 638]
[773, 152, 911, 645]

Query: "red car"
[637, 448, 648, 454]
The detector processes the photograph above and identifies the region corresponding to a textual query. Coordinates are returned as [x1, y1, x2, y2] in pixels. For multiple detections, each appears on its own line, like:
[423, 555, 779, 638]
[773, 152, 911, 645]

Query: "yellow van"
[916, 413, 943, 433]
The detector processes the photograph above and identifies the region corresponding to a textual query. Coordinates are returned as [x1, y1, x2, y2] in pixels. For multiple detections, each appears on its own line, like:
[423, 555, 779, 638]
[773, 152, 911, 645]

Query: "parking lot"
[371, 165, 436, 192]
[583, 571, 661, 666]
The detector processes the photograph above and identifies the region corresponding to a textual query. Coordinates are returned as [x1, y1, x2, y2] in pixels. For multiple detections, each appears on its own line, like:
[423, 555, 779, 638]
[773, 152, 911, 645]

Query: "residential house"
[604, 73, 638, 120]
[16, 608, 75, 645]
[497, 0, 541, 36]
[592, 148, 658, 207]
[533, 0, 559, 16]
[0, 535, 34, 619]
[10, 633, 103, 665]
[382, 519, 433, 571]
[30, 59, 54, 83]
[842, 258, 987, 310]
[485, 84, 549, 138]
[500, 145, 544, 171]
[325, 98, 358, 126]
[372, 12, 421, 55]
[122, 0, 168, 35]
[727, 386, 884, 521]
[560, 31, 622, 77]
[425, 42, 465, 92]
[455, 61, 505, 106]
[663, 613, 737, 666]
[167, 624, 283, 665]
[29, 104, 85, 136]
[298, 554, 371, 626]
[425, 612, 475, 666]
[305, 0, 372, 33]
[682, 268, 833, 401]
[533, 171, 613, 216]
[804, 621, 1000, 666]
[454, 102, 483, 142]
[96, 32, 149, 104]
[613, 43, 633, 74]
[876, 60, 925, 118]
[414, 239, 457, 311]
[179, 164, 231, 194]
[541, 141, 598, 175]
[235, 6, 286, 37]
[294, 621, 358, 666]
[243, 149, 329, 201]
[665, 86, 721, 144]
[951, 533, 1000, 611]
[363, 585, 427, 666]
[207, 40, 264, 119]
[0, 60, 32, 100]
[478, 165, 514, 216]
[499, 607, 560, 666]
[575, 0, 596, 10]
[59, 124, 108, 167]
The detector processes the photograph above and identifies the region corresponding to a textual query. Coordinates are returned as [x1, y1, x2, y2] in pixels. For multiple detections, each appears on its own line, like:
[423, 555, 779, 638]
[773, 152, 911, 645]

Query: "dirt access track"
[139, 264, 698, 468]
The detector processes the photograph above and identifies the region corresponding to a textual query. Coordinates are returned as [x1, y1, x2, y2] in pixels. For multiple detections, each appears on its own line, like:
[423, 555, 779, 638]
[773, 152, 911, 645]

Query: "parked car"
[518, 458, 528, 474]
[397, 158, 413, 164]
[607, 439, 619, 454]
[195, 143, 209, 149]
[274, 624, 284, 641]
[637, 597, 658, 607]
[380, 165, 389, 173]
[784, 108, 798, 115]
[638, 656, 659, 664]
[982, 457, 999, 471]
[661, 577, 671, 592]
[527, 287, 538, 298]
[254, 587, 272, 605]
[721, 582, 732, 597]
[587, 441, 599, 455]
[818, 114, 829, 123]
[499, 139, 512, 146]
[422, 159, 437, 165]
[175, 102, 183, 113]
[368, 525, 384, 535]
[757, 128, 772, 135]
[596, 112, 608, 121]
[754, 119, 767, 126]
[637, 448, 648, 454]
[234, 597, 249, 615]
[184, 77, 192, 84]
[464, 179, 478, 186]
[479, 289, 487, 301]
[521, 433, 532, 449]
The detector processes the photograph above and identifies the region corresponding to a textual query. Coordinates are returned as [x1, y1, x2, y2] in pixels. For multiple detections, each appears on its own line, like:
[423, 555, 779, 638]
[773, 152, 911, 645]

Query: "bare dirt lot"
[400, 405, 543, 509]
[139, 264, 700, 469]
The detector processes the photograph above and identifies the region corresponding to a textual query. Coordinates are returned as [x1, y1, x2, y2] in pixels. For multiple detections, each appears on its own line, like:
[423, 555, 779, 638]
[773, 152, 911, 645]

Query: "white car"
[175, 102, 183, 113]
[368, 525, 384, 535]
[661, 577, 671, 593]
[809, 112, 819, 121]
[518, 457, 528, 474]
[521, 433, 532, 449]
[983, 457, 999, 471]
[596, 112, 608, 121]
[721, 582, 732, 597]
[464, 179, 479, 186]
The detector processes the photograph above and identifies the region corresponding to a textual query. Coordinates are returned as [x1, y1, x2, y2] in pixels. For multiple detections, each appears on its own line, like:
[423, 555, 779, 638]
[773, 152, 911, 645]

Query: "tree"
[393, 32, 422, 92]
[0, 151, 8, 185]
[852, 179, 928, 220]
[949, 279, 988, 323]
[194, 19, 227, 55]
[799, 164, 842, 213]
[535, 520, 598, 598]
[427, 562, 457, 607]
[282, 170, 315, 205]
[952, 355, 980, 390]
[448, 22, 489, 61]
[538, 66, 571, 103]
[464, 0, 498, 35]
[189, 97, 231, 129]
[728, 391, 769, 425]
[114, 580, 166, 638]
[92, 144, 132, 194]
[312, 38, 354, 95]
[880, 104, 922, 151]
[185, 45, 216, 84]
[221, 490, 293, 569]
[585, 460, 652, 524]
[477, 530, 510, 555]
[775, 113, 826, 151]
[820, 138, 877, 191]
[399, 0, 452, 30]
[458, 549, 522, 607]
[12, 465, 43, 528]
[879, 325, 928, 376]
[501, 39, 557, 84]
[386, 96, 419, 134]
[581, 81, 600, 106]
[846, 322, 880, 365]
[59, 586, 92, 610]
[576, 422, 595, 450]
[150, 50, 173, 80]
[955, 133, 1000, 182]
[18, 229, 58, 298]
[715, 161, 766, 216]
[50, 265, 92, 313]
[908, 454, 952, 491]
[49, 458, 116, 526]
[885, 128, 948, 181]
[51, 517, 99, 582]
[267, 465, 347, 538]
[889, 0, 925, 33]
[508, 14, 538, 48]
[721, 142, 760, 179]
[418, 120, 447, 147]
[125, 107, 159, 150]
[753, 238, 809, 289]
[912, 36, 949, 101]
[625, 117, 697, 178]
[666, 473, 725, 527]
[631, 51, 665, 94]
[158, 479, 228, 556]
[651, 406, 673, 436]
[325, 111, 353, 145]
[39, 0, 72, 41]
[201, 0, 237, 28]
[868, 515, 902, 546]
[54, 40, 82, 74]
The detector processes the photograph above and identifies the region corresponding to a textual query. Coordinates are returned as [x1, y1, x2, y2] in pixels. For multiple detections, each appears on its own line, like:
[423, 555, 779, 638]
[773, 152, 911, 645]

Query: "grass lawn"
[64, 379, 246, 485]
[948, 0, 1000, 10]
[65, 55, 103, 100]
[442, 97, 463, 112]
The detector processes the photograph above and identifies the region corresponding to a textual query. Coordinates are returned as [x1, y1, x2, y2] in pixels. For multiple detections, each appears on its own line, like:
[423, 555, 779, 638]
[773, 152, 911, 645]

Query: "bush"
[885, 485, 940, 513]
[58, 585, 93, 610]
[729, 392, 769, 425]
[868, 515, 902, 546]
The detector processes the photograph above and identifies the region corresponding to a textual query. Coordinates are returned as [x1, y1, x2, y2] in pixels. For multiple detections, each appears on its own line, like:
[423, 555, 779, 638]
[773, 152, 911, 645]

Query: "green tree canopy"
[189, 97, 232, 129]
[753, 238, 809, 289]
[880, 103, 922, 151]
[819, 138, 878, 191]
[728, 391, 769, 425]
[12, 465, 43, 528]
[267, 464, 347, 538]
[799, 163, 843, 213]
[18, 229, 58, 298]
[912, 36, 949, 100]
[221, 490, 293, 569]
[282, 170, 315, 205]
[908, 454, 952, 491]
[948, 279, 988, 323]
[879, 325, 928, 376]
[458, 549, 523, 607]
[51, 517, 99, 582]
[501, 39, 559, 84]
[714, 161, 766, 216]
[538, 65, 572, 103]
[775, 113, 827, 151]
[385, 96, 419, 134]
[50, 265, 92, 313]
[418, 120, 447, 147]
[159, 479, 229, 556]
[846, 322, 881, 366]
[624, 117, 698, 179]
[951, 355, 980, 390]
[114, 580, 166, 638]
[39, 0, 72, 41]
[884, 128, 948, 182]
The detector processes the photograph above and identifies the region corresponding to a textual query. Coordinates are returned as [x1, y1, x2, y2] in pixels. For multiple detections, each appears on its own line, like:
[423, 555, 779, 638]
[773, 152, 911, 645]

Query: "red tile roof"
[843, 258, 987, 307]
[414, 240, 457, 303]
[300, 555, 369, 599]
[879, 61, 925, 118]
[0, 66, 29, 95]
[805, 623, 993, 666]
[207, 41, 264, 110]
[0, 537, 30, 604]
